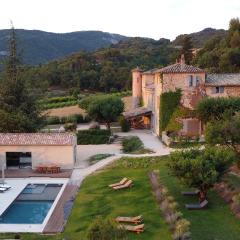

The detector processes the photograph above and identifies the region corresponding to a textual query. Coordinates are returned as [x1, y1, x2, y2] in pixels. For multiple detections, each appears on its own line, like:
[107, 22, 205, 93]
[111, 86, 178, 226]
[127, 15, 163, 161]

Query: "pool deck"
[5, 169, 72, 178]
[43, 184, 78, 233]
[0, 178, 69, 233]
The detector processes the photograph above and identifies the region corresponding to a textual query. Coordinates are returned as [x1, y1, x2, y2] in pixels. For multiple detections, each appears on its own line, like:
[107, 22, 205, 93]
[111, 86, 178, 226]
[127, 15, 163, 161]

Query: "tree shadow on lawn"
[158, 166, 240, 240]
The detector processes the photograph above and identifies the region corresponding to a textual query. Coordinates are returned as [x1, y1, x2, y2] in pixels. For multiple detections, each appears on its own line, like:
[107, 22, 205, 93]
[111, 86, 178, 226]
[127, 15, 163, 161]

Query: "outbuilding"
[0, 133, 77, 170]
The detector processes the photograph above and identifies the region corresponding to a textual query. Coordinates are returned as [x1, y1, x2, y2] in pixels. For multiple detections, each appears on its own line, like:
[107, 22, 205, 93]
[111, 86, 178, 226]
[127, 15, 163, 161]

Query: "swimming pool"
[0, 184, 62, 224]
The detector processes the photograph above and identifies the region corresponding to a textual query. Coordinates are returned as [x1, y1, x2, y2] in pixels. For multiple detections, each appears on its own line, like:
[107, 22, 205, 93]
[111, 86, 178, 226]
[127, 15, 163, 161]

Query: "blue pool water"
[0, 201, 53, 224]
[0, 183, 62, 224]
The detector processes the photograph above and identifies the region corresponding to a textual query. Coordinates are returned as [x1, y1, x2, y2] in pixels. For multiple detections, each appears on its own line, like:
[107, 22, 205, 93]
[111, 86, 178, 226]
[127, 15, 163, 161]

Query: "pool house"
[0, 133, 77, 170]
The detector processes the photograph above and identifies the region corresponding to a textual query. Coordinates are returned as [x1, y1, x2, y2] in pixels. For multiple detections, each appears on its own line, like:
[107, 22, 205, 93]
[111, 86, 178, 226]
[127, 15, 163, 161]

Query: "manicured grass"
[158, 161, 240, 240]
[88, 153, 114, 165]
[62, 166, 172, 239]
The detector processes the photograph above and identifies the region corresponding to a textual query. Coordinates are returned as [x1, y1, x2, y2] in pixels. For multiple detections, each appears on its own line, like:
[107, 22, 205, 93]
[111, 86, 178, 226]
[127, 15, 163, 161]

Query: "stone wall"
[206, 86, 240, 98]
[162, 72, 206, 109]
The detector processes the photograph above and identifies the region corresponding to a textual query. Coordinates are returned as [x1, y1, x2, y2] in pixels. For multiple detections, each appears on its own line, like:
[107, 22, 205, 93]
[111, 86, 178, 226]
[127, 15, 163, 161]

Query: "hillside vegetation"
[194, 18, 240, 72]
[0, 29, 126, 65]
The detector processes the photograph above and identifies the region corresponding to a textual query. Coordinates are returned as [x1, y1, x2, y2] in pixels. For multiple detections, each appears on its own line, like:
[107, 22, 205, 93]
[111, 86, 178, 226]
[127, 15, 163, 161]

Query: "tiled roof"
[155, 63, 205, 74]
[143, 68, 159, 74]
[0, 133, 75, 146]
[123, 107, 152, 119]
[206, 74, 240, 86]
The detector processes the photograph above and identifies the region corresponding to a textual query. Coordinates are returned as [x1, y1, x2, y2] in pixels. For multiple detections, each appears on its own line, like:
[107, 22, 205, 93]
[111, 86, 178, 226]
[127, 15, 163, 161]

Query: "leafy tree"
[180, 36, 193, 64]
[230, 30, 240, 48]
[0, 26, 44, 132]
[205, 113, 240, 165]
[87, 95, 124, 130]
[168, 147, 235, 202]
[197, 97, 240, 123]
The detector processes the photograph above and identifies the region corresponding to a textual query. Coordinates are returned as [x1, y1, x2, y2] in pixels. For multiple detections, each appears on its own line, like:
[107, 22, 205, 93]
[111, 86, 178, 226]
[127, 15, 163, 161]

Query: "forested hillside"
[173, 28, 227, 48]
[22, 37, 178, 92]
[194, 18, 240, 73]
[0, 29, 126, 65]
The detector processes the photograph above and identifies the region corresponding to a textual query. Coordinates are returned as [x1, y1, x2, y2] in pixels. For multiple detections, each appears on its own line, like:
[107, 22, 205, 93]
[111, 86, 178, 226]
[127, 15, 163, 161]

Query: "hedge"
[159, 89, 182, 132]
[46, 114, 91, 125]
[77, 129, 111, 145]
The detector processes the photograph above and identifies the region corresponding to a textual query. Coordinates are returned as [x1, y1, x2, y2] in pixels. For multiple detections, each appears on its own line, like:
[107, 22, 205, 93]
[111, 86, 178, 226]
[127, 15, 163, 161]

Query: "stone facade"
[131, 58, 240, 136]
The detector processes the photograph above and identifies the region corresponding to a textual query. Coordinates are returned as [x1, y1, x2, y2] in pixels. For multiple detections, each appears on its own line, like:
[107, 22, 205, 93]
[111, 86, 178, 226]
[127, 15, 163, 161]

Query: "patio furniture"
[109, 177, 128, 188]
[51, 166, 61, 173]
[113, 180, 133, 190]
[185, 199, 208, 210]
[182, 190, 200, 196]
[115, 215, 142, 224]
[0, 187, 9, 193]
[118, 224, 144, 234]
[0, 184, 11, 189]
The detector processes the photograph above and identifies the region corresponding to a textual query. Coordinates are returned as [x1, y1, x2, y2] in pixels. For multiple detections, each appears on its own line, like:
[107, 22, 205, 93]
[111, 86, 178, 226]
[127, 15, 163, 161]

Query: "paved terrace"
[5, 169, 72, 178]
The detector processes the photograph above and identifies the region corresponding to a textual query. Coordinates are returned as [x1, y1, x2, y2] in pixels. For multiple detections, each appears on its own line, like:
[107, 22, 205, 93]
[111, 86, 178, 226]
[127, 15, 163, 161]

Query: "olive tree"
[87, 95, 124, 130]
[168, 147, 235, 202]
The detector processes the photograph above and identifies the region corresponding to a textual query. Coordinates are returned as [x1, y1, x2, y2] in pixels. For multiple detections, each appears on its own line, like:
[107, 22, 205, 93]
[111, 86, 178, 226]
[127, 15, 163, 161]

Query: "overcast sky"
[1, 0, 239, 40]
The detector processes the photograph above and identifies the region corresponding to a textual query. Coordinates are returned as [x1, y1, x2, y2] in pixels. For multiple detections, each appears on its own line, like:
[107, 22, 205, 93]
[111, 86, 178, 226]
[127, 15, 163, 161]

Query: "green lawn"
[2, 156, 240, 240]
[158, 161, 240, 240]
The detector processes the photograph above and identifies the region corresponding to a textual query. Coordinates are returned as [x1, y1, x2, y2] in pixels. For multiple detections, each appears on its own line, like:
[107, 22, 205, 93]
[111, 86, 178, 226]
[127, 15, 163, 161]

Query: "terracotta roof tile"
[0, 133, 76, 146]
[155, 63, 205, 74]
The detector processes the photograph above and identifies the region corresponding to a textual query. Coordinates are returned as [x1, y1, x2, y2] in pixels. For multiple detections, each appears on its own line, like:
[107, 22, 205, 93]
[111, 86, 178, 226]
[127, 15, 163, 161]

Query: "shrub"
[119, 116, 131, 132]
[77, 129, 111, 144]
[64, 122, 77, 132]
[122, 136, 143, 153]
[86, 217, 128, 240]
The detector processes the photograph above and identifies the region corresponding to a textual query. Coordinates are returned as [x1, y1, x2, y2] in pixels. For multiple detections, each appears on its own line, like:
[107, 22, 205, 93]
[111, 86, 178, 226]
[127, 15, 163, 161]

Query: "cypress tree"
[0, 25, 45, 132]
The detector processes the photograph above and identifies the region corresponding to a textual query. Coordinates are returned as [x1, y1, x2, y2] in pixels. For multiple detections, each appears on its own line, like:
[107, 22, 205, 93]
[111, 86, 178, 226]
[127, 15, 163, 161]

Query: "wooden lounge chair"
[182, 190, 200, 196]
[185, 199, 208, 210]
[118, 224, 144, 234]
[113, 180, 133, 190]
[109, 177, 128, 188]
[115, 215, 142, 224]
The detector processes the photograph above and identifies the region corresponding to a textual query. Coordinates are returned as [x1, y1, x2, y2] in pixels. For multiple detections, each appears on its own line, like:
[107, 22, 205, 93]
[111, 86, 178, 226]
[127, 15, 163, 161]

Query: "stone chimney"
[180, 54, 185, 64]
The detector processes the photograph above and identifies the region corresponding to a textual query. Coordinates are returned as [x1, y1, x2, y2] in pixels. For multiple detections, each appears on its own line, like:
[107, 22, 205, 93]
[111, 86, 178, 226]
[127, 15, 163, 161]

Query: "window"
[195, 76, 201, 86]
[188, 75, 193, 87]
[214, 86, 224, 94]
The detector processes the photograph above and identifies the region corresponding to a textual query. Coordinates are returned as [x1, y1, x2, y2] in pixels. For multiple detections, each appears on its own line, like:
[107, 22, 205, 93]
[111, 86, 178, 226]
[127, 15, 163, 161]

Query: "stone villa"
[124, 55, 240, 137]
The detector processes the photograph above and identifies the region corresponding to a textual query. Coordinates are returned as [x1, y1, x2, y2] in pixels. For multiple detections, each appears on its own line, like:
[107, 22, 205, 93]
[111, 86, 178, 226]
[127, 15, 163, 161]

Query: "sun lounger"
[182, 190, 200, 196]
[0, 187, 9, 193]
[115, 215, 142, 224]
[0, 184, 11, 189]
[112, 180, 133, 190]
[109, 177, 128, 188]
[118, 224, 144, 234]
[185, 200, 208, 210]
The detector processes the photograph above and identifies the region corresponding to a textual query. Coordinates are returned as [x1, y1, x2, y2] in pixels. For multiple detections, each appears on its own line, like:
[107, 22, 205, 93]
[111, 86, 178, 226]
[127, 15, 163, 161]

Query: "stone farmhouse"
[124, 55, 240, 137]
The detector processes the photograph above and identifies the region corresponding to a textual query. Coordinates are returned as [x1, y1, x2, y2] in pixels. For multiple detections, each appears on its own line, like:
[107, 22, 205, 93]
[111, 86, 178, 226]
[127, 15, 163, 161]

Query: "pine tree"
[181, 36, 193, 64]
[0, 25, 45, 132]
